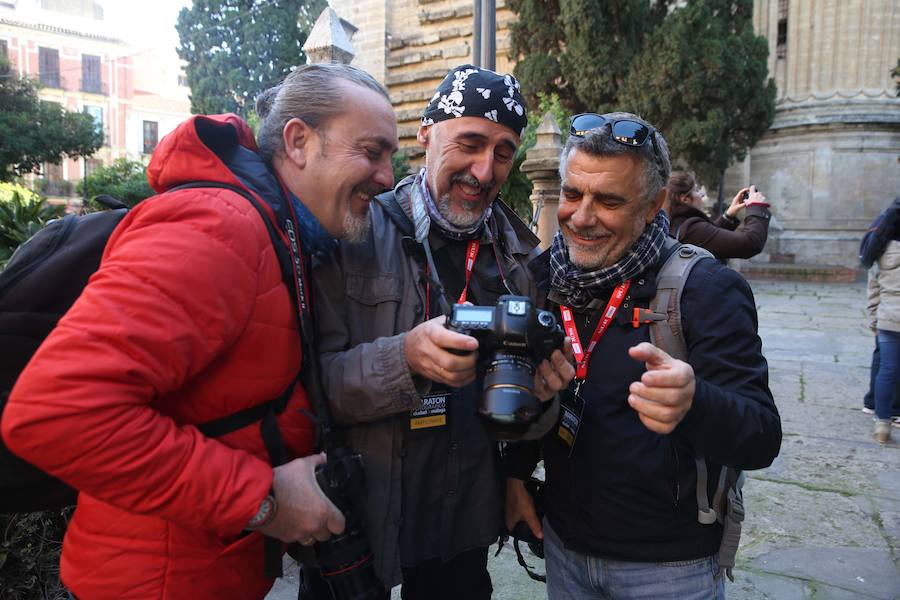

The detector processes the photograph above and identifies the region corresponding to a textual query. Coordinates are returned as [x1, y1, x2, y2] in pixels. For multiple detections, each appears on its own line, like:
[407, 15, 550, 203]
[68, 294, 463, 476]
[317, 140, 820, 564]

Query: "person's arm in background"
[692, 186, 771, 259]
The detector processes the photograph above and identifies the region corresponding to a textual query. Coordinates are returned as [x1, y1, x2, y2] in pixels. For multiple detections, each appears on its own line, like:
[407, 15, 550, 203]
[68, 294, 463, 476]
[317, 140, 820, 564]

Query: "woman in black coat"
[666, 170, 771, 260]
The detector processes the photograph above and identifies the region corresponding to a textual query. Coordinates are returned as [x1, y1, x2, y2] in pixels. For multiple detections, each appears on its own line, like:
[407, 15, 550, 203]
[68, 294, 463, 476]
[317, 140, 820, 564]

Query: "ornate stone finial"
[521, 112, 563, 249]
[303, 7, 356, 65]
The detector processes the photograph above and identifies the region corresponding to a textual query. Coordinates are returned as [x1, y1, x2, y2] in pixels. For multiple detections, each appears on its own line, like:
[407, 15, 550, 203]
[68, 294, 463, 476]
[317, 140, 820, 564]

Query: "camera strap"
[424, 235, 515, 320]
[458, 240, 480, 303]
[559, 280, 631, 380]
[274, 187, 341, 456]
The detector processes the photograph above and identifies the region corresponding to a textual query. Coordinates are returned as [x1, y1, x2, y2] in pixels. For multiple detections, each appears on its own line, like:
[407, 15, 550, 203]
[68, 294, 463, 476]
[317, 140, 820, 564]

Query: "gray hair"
[559, 111, 671, 205]
[256, 63, 391, 164]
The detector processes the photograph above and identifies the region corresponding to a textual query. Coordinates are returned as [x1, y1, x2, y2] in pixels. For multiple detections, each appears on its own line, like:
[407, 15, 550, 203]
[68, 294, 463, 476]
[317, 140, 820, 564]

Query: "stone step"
[739, 262, 863, 283]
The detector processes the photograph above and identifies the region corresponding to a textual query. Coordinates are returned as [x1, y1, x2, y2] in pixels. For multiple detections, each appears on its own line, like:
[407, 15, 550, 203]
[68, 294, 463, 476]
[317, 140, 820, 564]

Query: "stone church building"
[329, 0, 900, 272]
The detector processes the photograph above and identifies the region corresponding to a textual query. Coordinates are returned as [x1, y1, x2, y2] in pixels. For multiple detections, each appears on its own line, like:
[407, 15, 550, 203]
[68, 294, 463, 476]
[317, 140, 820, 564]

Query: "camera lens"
[313, 454, 385, 600]
[318, 528, 383, 600]
[479, 352, 541, 439]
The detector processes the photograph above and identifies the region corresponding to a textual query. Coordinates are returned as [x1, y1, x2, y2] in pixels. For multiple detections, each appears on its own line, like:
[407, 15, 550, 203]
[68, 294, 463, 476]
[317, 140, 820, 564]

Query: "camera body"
[446, 295, 564, 439]
[313, 449, 384, 600]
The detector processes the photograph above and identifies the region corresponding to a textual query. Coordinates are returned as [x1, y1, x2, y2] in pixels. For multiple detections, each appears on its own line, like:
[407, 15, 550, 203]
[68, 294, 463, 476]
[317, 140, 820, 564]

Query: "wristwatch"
[245, 490, 277, 531]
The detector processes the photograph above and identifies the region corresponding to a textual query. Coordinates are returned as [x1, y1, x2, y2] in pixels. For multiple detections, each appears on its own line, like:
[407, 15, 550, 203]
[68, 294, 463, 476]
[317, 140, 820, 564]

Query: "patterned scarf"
[550, 210, 669, 308]
[416, 168, 492, 242]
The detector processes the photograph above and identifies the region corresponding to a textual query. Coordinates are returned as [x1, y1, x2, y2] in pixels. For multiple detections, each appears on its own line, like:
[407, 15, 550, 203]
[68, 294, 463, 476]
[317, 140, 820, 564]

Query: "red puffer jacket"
[2, 115, 315, 599]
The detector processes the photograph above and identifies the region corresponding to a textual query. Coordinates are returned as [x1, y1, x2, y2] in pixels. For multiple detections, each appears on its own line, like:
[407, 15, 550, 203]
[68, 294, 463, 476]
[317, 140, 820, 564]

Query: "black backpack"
[0, 183, 293, 514]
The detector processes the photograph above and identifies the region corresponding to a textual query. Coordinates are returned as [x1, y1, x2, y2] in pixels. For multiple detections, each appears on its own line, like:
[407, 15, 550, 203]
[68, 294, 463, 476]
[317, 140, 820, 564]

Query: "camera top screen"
[457, 306, 494, 323]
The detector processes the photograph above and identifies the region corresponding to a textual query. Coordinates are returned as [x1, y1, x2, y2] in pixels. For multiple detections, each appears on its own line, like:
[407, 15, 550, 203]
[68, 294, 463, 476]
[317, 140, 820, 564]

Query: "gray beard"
[437, 193, 482, 228]
[343, 210, 371, 244]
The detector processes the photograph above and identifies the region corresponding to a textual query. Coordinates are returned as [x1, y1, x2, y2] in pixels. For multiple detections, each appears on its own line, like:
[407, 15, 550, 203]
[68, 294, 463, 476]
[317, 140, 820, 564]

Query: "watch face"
[248, 495, 276, 529]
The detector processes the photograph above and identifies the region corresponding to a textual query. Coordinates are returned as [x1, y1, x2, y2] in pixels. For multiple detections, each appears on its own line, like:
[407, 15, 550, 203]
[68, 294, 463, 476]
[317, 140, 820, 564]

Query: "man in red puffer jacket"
[2, 63, 398, 600]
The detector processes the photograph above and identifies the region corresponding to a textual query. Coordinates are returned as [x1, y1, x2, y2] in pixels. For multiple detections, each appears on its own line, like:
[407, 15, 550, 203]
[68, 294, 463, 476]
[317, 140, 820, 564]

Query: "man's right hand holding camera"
[259, 452, 346, 545]
[404, 315, 480, 387]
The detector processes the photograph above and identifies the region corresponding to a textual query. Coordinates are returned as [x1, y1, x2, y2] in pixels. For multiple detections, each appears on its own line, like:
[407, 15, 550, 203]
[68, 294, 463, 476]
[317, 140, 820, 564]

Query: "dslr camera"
[446, 295, 564, 439]
[312, 448, 384, 600]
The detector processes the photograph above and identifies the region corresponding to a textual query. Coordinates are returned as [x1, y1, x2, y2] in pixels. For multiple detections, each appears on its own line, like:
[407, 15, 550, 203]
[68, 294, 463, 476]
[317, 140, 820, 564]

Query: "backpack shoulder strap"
[169, 182, 293, 457]
[648, 239, 712, 361]
[648, 240, 745, 582]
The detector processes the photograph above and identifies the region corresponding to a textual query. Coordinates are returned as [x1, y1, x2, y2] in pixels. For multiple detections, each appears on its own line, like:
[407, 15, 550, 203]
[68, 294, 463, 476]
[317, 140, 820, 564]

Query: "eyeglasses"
[569, 112, 666, 180]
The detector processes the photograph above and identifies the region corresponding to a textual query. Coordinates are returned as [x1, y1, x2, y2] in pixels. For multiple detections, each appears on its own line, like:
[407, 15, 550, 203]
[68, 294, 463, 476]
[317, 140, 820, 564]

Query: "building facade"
[0, 0, 191, 201]
[726, 0, 900, 269]
[331, 0, 900, 270]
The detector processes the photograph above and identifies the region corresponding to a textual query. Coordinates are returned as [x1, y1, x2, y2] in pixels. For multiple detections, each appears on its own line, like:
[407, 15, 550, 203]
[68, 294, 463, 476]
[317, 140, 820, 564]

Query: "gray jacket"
[312, 175, 558, 586]
[868, 240, 900, 333]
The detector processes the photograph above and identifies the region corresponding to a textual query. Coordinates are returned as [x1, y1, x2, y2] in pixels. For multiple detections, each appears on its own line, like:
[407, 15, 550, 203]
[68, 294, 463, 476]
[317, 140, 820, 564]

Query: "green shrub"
[77, 158, 153, 208]
[32, 178, 74, 198]
[0, 509, 72, 600]
[392, 152, 413, 183]
[0, 191, 64, 270]
[0, 182, 39, 204]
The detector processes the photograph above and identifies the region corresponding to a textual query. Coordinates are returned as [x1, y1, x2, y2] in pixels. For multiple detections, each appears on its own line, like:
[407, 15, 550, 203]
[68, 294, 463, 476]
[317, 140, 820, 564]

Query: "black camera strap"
[256, 185, 342, 457]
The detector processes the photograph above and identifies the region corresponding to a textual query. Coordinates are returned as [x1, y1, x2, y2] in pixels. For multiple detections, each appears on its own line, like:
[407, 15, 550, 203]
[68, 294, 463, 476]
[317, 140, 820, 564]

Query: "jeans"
[864, 337, 900, 415]
[543, 519, 725, 600]
[875, 330, 900, 421]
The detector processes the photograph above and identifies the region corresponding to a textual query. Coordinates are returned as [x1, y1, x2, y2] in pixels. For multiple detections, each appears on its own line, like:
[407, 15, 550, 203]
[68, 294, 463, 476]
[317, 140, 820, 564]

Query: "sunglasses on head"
[569, 112, 666, 179]
[570, 113, 656, 146]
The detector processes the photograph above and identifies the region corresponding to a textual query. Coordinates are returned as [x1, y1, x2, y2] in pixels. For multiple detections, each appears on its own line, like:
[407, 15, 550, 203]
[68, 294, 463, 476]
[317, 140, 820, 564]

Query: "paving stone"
[748, 547, 900, 599]
[728, 569, 812, 600]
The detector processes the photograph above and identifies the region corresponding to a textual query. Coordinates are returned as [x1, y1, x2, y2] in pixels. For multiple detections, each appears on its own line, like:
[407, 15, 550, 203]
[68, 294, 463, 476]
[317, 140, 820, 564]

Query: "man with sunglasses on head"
[505, 112, 781, 599]
[310, 65, 575, 599]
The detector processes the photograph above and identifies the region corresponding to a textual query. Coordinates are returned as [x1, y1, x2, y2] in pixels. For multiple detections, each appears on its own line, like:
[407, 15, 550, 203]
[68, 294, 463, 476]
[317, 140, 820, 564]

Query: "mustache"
[451, 172, 495, 193]
[563, 221, 609, 240]
[355, 186, 383, 198]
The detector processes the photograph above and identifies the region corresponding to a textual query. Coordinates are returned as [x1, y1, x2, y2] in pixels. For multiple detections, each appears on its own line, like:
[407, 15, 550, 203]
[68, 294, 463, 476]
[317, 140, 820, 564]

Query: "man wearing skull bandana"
[311, 65, 575, 599]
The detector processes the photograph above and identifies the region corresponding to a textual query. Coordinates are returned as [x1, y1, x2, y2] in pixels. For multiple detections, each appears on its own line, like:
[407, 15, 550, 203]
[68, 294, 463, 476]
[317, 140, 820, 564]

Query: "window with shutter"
[39, 47, 60, 88]
[82, 54, 101, 93]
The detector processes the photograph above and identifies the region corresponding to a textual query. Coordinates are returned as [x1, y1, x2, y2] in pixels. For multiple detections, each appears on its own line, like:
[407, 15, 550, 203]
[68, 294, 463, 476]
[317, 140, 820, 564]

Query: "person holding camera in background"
[666, 169, 771, 260]
[1, 63, 398, 600]
[505, 112, 781, 599]
[311, 65, 575, 599]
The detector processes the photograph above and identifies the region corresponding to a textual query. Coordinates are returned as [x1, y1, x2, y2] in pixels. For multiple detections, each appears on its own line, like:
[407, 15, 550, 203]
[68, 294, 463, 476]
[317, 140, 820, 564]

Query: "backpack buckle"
[631, 308, 666, 328]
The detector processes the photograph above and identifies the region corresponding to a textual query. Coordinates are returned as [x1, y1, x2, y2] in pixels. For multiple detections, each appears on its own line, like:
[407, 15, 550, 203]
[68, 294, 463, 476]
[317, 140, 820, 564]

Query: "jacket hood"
[148, 114, 259, 193]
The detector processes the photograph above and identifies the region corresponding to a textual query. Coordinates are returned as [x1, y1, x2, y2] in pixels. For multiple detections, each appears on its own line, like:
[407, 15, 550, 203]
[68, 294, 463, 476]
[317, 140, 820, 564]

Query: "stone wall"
[330, 0, 516, 161]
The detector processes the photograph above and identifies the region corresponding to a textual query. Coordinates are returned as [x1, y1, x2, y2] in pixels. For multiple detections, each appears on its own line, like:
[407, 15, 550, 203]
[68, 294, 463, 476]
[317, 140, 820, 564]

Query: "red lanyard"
[559, 281, 631, 380]
[425, 240, 481, 320]
[458, 240, 480, 304]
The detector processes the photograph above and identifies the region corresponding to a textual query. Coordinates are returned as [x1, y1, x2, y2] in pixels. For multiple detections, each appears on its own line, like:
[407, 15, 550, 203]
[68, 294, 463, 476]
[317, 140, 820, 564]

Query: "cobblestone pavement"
[268, 279, 900, 600]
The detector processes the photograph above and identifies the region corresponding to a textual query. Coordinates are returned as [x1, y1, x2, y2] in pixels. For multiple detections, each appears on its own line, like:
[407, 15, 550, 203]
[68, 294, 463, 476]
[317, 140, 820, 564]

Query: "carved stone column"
[303, 7, 356, 65]
[521, 113, 563, 250]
